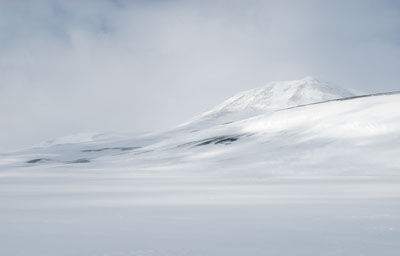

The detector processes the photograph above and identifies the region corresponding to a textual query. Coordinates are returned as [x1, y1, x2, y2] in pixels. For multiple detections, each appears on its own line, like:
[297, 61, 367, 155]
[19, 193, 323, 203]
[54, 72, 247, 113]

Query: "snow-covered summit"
[204, 76, 354, 116]
[187, 76, 354, 126]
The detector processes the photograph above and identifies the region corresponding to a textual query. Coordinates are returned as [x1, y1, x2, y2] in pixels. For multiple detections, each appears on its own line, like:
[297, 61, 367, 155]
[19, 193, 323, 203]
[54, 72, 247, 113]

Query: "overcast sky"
[1, 0, 400, 150]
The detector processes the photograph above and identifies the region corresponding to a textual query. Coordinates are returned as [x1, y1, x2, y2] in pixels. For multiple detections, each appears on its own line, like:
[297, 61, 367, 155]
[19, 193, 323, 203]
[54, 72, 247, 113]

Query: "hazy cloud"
[1, 0, 400, 149]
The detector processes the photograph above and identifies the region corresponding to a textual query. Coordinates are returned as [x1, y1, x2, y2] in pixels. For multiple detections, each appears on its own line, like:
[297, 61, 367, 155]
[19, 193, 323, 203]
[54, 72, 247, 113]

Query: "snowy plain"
[1, 77, 400, 256]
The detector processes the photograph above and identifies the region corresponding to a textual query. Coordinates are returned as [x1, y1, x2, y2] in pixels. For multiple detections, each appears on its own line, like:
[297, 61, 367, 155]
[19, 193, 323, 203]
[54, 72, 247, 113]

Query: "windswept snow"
[1, 78, 400, 256]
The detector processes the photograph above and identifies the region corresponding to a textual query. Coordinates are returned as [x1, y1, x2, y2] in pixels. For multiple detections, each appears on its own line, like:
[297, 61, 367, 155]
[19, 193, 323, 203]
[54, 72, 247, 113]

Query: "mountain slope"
[2, 89, 399, 176]
[183, 76, 354, 128]
[105, 91, 398, 175]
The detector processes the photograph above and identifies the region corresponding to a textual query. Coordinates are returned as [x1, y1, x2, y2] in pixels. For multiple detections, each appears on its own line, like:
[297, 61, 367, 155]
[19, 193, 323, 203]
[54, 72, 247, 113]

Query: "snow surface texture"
[1, 77, 400, 256]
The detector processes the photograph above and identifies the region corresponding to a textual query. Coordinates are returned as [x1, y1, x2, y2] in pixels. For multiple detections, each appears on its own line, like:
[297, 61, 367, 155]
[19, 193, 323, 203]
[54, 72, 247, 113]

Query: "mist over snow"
[1, 0, 400, 150]
[1, 2, 400, 256]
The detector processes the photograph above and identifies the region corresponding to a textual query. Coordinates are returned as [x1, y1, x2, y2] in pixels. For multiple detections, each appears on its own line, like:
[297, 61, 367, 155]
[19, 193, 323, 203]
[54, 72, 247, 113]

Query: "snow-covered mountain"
[1, 78, 400, 256]
[0, 77, 355, 167]
[2, 77, 399, 173]
[1, 77, 398, 172]
[183, 76, 354, 127]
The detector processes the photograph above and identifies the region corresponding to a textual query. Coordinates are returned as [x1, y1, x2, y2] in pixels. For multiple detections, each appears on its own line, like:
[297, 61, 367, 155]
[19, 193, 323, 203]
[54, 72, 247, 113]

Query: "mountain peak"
[186, 77, 354, 126]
